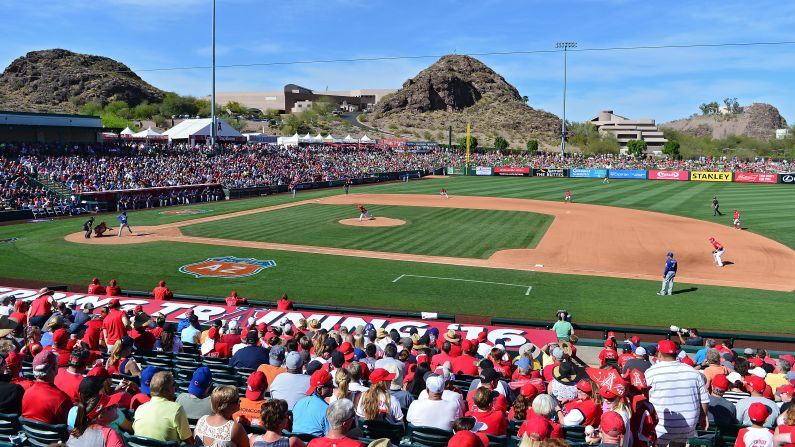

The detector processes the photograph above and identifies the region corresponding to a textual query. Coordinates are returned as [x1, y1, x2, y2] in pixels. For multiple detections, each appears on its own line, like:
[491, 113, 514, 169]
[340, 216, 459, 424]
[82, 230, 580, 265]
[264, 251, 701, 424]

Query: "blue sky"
[2, 0, 794, 124]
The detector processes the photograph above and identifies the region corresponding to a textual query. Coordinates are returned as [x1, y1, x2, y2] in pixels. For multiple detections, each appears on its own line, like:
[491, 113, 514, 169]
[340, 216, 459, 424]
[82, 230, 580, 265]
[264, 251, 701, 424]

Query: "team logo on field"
[179, 256, 276, 278]
[160, 209, 211, 216]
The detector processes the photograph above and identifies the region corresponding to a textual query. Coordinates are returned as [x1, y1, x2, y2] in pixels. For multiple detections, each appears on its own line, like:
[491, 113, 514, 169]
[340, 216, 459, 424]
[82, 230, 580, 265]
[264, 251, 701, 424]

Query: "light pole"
[210, 0, 217, 149]
[555, 42, 576, 155]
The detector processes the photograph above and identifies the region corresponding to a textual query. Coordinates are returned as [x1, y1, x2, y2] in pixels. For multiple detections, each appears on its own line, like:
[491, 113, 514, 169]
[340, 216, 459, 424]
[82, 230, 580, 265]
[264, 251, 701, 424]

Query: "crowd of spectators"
[2, 284, 795, 447]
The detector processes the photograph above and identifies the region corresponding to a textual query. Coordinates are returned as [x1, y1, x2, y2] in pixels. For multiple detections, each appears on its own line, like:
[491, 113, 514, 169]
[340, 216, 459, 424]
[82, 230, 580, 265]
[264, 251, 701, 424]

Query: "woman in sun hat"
[548, 361, 580, 404]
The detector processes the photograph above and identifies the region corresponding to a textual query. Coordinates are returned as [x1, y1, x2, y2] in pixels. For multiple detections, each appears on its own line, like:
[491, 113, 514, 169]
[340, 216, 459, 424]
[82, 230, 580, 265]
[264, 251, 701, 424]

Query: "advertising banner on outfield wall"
[446, 166, 465, 175]
[779, 173, 795, 184]
[0, 286, 557, 348]
[569, 168, 608, 178]
[733, 172, 778, 184]
[608, 169, 647, 179]
[534, 168, 568, 177]
[494, 167, 530, 176]
[647, 170, 689, 181]
[475, 166, 494, 176]
[690, 171, 733, 182]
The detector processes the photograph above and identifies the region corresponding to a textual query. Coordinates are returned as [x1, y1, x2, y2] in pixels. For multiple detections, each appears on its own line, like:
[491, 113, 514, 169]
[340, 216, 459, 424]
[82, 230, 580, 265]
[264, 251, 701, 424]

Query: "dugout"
[0, 111, 102, 143]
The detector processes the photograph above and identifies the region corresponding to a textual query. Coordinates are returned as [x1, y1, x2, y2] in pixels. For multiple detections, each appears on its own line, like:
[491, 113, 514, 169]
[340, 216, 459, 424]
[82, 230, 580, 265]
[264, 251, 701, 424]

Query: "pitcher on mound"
[356, 204, 375, 221]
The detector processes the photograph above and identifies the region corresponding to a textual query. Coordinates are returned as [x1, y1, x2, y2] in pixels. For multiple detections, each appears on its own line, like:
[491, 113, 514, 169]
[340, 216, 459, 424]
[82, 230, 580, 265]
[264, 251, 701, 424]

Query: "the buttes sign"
[0, 286, 556, 349]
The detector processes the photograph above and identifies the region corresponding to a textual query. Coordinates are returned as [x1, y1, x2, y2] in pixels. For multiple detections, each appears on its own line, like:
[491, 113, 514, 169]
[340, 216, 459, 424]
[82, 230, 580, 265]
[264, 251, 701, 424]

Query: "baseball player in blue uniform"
[117, 211, 133, 237]
[657, 251, 677, 295]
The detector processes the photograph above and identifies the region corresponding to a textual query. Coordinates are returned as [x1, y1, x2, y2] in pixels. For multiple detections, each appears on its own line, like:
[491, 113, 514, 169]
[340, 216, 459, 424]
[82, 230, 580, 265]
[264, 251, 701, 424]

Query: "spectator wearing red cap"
[708, 374, 737, 430]
[105, 279, 121, 297]
[779, 385, 795, 413]
[355, 367, 403, 423]
[67, 387, 126, 447]
[292, 369, 334, 436]
[599, 384, 631, 447]
[54, 347, 91, 403]
[247, 399, 306, 447]
[276, 294, 294, 311]
[0, 353, 24, 414]
[201, 326, 232, 358]
[102, 299, 129, 350]
[87, 278, 105, 295]
[27, 288, 55, 328]
[587, 411, 626, 447]
[225, 291, 248, 307]
[644, 339, 709, 445]
[517, 414, 550, 445]
[232, 371, 268, 426]
[465, 386, 507, 435]
[735, 375, 779, 427]
[775, 403, 795, 447]
[735, 403, 774, 447]
[152, 281, 173, 301]
[599, 339, 619, 368]
[508, 382, 539, 420]
[22, 351, 71, 424]
[43, 328, 72, 367]
[561, 379, 602, 427]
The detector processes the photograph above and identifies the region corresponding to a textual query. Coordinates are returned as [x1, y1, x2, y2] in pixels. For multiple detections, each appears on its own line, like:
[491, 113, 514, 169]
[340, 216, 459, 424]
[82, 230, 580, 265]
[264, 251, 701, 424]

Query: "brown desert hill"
[662, 103, 788, 140]
[0, 49, 165, 114]
[370, 55, 561, 147]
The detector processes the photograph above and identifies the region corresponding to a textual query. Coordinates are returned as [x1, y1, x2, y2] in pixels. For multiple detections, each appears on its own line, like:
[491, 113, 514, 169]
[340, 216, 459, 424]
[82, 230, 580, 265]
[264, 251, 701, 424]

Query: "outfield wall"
[447, 166, 795, 184]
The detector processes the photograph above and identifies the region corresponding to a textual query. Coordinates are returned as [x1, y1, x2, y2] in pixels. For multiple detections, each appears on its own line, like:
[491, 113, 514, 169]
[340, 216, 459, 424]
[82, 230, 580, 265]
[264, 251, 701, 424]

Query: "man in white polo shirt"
[406, 375, 462, 430]
[645, 339, 709, 446]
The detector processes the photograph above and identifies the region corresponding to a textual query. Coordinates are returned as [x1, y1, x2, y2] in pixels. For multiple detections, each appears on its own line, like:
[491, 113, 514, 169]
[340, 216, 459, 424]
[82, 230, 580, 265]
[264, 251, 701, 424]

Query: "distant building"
[0, 111, 102, 143]
[590, 110, 667, 154]
[213, 85, 396, 114]
[776, 128, 790, 140]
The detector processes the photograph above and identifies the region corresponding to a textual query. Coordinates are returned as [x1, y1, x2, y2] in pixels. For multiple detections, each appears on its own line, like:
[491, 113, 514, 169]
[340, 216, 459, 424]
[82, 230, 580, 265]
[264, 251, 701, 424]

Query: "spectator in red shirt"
[130, 313, 156, 352]
[102, 299, 129, 350]
[152, 281, 173, 300]
[9, 300, 28, 328]
[276, 294, 294, 311]
[599, 339, 619, 367]
[28, 288, 55, 328]
[44, 328, 72, 367]
[22, 351, 71, 424]
[105, 279, 121, 296]
[201, 327, 232, 358]
[431, 341, 453, 370]
[466, 368, 509, 413]
[509, 382, 539, 420]
[83, 314, 105, 352]
[441, 330, 463, 358]
[54, 347, 90, 403]
[225, 291, 248, 307]
[5, 351, 33, 390]
[87, 278, 105, 295]
[466, 386, 507, 435]
[451, 339, 480, 376]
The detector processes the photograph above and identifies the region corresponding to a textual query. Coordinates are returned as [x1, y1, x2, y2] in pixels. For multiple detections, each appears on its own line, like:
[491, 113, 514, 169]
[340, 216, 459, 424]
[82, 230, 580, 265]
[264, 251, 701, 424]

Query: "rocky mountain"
[662, 103, 788, 140]
[370, 55, 561, 147]
[0, 49, 165, 114]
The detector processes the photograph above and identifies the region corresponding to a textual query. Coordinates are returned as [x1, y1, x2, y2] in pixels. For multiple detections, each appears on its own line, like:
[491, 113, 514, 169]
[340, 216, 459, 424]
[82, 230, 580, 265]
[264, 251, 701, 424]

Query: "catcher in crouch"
[356, 204, 375, 221]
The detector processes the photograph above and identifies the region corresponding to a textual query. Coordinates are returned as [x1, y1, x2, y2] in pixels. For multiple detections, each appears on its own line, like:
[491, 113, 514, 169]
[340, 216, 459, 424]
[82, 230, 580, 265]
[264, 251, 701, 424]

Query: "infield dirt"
[65, 193, 795, 291]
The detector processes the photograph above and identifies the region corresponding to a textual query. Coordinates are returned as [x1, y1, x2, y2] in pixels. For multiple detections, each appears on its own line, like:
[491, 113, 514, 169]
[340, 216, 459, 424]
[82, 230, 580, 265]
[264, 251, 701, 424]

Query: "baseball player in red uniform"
[709, 237, 725, 267]
[564, 190, 572, 203]
[356, 204, 374, 221]
[440, 188, 449, 199]
[733, 209, 741, 230]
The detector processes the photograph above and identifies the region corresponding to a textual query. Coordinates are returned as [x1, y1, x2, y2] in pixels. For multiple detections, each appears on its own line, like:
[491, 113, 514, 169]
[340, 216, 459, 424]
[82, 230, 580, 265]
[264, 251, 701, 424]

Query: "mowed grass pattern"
[369, 176, 795, 249]
[181, 204, 553, 258]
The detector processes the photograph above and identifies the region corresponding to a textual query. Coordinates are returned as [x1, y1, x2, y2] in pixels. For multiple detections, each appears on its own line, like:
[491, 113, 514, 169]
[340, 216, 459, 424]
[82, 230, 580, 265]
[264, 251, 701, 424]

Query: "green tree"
[626, 139, 648, 157]
[662, 141, 681, 158]
[132, 102, 158, 120]
[494, 136, 509, 150]
[104, 100, 131, 119]
[160, 93, 198, 117]
[458, 135, 478, 150]
[699, 101, 720, 116]
[100, 114, 136, 130]
[526, 139, 539, 152]
[312, 96, 335, 117]
[79, 102, 103, 116]
[280, 113, 310, 135]
[224, 101, 246, 115]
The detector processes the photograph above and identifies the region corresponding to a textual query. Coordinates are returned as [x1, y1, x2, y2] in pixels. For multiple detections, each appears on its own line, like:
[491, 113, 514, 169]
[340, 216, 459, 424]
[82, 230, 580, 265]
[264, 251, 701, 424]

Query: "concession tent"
[313, 133, 324, 143]
[120, 127, 135, 139]
[162, 118, 244, 143]
[131, 127, 167, 140]
[277, 133, 300, 145]
[324, 134, 335, 143]
[359, 135, 374, 144]
[342, 134, 357, 143]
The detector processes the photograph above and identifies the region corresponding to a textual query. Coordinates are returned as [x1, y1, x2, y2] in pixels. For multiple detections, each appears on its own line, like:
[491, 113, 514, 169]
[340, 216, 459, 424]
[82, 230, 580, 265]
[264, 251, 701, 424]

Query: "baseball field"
[2, 176, 794, 333]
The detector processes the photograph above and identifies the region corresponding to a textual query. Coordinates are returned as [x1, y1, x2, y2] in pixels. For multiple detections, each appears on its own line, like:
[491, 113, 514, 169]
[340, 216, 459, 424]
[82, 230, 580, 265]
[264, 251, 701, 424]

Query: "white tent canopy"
[161, 118, 243, 142]
[277, 133, 300, 145]
[342, 135, 356, 142]
[132, 127, 165, 139]
[323, 134, 335, 141]
[360, 135, 374, 143]
[313, 133, 324, 143]
[120, 127, 135, 139]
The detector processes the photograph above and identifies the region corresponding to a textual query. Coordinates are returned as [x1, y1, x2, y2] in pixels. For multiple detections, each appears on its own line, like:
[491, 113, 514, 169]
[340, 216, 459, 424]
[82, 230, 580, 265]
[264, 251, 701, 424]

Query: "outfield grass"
[1, 176, 793, 333]
[181, 204, 553, 258]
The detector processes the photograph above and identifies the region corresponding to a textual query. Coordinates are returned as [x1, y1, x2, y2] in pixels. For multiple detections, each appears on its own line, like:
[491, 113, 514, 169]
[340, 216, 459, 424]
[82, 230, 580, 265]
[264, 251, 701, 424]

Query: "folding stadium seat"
[19, 418, 69, 447]
[0, 413, 22, 447]
[403, 424, 454, 447]
[202, 357, 228, 366]
[358, 418, 405, 445]
[174, 353, 200, 363]
[486, 434, 509, 447]
[182, 343, 200, 354]
[563, 425, 587, 444]
[204, 363, 235, 376]
[212, 373, 241, 388]
[122, 433, 179, 447]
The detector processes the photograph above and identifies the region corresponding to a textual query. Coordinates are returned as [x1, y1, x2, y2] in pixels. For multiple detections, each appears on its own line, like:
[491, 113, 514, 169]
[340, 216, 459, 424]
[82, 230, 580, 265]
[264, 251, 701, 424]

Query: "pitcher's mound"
[338, 217, 406, 227]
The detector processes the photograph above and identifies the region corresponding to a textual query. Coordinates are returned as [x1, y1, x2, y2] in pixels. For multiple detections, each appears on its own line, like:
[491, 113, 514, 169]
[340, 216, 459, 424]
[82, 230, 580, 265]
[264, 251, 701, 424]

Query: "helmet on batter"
[709, 237, 715, 241]
[667, 252, 673, 257]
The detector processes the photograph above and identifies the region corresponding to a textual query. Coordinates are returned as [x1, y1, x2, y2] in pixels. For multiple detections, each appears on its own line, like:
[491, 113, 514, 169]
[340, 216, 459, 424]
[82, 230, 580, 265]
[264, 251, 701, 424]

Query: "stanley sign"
[690, 171, 733, 182]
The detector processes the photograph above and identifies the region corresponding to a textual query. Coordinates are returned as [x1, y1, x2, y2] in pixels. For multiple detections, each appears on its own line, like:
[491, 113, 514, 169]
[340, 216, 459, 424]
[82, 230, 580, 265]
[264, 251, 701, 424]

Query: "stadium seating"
[404, 424, 454, 447]
[358, 418, 406, 444]
[19, 418, 69, 447]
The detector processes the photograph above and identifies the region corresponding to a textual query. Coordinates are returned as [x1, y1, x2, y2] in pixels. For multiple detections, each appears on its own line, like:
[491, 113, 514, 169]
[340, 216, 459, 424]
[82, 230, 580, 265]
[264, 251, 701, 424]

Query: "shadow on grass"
[672, 287, 698, 295]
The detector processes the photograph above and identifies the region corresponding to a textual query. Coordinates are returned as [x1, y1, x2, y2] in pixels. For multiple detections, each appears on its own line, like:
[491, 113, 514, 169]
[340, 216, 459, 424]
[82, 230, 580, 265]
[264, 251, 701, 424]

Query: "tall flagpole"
[210, 0, 217, 148]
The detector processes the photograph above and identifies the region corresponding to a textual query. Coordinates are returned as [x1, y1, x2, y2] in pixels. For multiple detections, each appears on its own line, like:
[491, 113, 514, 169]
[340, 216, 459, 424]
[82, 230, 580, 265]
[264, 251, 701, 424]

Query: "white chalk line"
[393, 274, 532, 295]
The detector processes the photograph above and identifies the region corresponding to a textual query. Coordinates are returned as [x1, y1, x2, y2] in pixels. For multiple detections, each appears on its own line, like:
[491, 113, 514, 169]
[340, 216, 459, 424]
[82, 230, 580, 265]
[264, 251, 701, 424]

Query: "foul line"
[393, 274, 532, 295]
